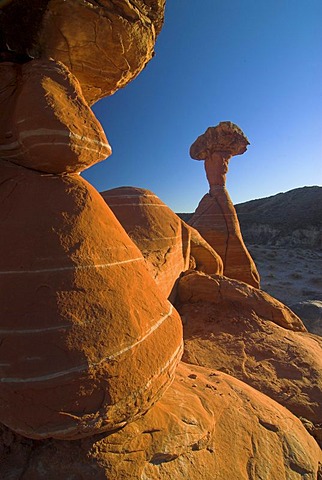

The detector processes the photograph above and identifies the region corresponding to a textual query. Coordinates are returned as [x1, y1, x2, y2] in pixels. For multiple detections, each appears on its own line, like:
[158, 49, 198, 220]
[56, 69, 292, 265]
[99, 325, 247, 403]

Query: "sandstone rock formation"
[102, 186, 223, 298]
[1, 1, 321, 477]
[176, 270, 322, 443]
[0, 161, 182, 439]
[190, 121, 250, 189]
[0, 0, 165, 105]
[1, 363, 321, 480]
[0, 59, 111, 173]
[189, 121, 260, 288]
[0, 0, 184, 442]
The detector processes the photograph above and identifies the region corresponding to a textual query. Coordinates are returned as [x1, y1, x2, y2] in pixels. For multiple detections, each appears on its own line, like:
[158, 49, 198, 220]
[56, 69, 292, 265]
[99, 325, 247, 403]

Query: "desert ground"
[248, 244, 322, 334]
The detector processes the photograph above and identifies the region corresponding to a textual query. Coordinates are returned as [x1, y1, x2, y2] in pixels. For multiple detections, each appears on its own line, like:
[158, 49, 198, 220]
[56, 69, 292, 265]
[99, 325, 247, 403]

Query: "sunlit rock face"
[176, 270, 322, 444]
[0, 59, 111, 173]
[1, 1, 321, 476]
[189, 122, 260, 288]
[0, 0, 166, 105]
[0, 161, 183, 439]
[189, 190, 260, 287]
[1, 363, 321, 479]
[39, 0, 166, 104]
[101, 186, 223, 299]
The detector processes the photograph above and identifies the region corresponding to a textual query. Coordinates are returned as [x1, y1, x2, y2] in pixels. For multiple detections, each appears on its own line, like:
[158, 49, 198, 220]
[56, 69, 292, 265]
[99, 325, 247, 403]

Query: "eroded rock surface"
[189, 122, 260, 288]
[0, 363, 320, 480]
[176, 271, 322, 441]
[0, 161, 182, 439]
[0, 59, 111, 173]
[189, 190, 260, 287]
[190, 121, 249, 188]
[102, 186, 223, 298]
[0, 0, 166, 104]
[1, 1, 321, 477]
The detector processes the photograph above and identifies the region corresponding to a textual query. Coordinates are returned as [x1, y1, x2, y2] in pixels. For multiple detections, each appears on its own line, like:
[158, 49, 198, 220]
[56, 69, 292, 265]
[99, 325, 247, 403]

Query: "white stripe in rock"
[0, 143, 108, 157]
[0, 304, 174, 383]
[0, 324, 71, 335]
[0, 129, 110, 153]
[10, 341, 183, 438]
[108, 305, 174, 361]
[104, 194, 158, 199]
[0, 257, 143, 275]
[107, 203, 168, 207]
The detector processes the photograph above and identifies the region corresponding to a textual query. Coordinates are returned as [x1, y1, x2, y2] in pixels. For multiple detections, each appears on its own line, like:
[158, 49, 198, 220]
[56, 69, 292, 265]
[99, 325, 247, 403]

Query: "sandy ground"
[248, 245, 322, 307]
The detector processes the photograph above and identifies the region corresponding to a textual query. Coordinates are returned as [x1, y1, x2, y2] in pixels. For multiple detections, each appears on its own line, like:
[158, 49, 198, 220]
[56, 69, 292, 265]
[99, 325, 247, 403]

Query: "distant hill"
[235, 186, 322, 249]
[178, 186, 322, 249]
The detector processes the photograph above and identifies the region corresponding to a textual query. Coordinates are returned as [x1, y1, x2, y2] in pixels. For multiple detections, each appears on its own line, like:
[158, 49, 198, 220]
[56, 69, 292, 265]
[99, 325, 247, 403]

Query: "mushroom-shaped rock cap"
[190, 121, 250, 160]
[0, 0, 166, 105]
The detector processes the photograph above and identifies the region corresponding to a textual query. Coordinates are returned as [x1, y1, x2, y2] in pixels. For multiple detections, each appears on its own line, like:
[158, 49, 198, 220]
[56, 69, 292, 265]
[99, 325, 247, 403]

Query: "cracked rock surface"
[176, 270, 322, 444]
[38, 0, 166, 104]
[0, 362, 321, 479]
[0, 0, 165, 105]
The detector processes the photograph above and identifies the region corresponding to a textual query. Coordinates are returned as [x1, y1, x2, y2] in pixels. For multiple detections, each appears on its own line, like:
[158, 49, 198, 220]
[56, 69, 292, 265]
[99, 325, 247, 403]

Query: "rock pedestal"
[189, 189, 260, 287]
[0, 161, 183, 439]
[0, 0, 184, 441]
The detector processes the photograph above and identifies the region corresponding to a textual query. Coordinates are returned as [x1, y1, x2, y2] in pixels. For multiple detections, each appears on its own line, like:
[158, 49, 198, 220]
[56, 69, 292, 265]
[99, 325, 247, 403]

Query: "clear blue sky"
[82, 0, 322, 212]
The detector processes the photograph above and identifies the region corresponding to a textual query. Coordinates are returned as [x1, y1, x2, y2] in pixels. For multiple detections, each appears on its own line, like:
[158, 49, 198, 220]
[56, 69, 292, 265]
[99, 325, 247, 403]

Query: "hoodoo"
[189, 121, 260, 288]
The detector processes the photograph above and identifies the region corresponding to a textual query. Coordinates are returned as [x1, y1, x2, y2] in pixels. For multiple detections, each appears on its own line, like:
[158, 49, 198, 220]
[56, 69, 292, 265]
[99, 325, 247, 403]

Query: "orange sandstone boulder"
[101, 187, 223, 298]
[177, 271, 322, 434]
[39, 0, 165, 104]
[0, 59, 111, 173]
[0, 0, 166, 105]
[0, 161, 183, 440]
[1, 363, 321, 480]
